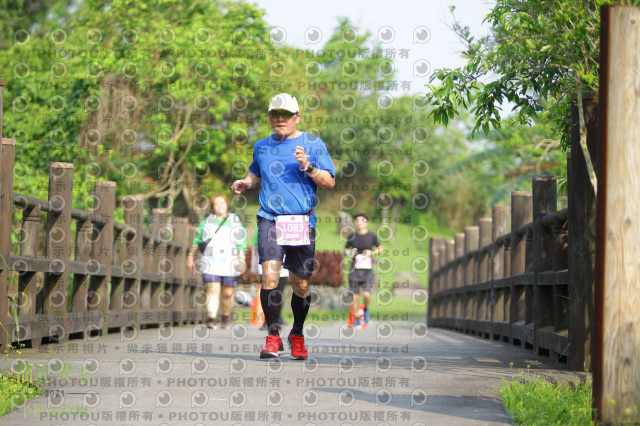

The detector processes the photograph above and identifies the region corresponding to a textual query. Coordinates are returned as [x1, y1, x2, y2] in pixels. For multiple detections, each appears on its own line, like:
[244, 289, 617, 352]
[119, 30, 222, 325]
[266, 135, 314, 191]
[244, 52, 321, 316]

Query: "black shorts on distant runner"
[348, 269, 374, 294]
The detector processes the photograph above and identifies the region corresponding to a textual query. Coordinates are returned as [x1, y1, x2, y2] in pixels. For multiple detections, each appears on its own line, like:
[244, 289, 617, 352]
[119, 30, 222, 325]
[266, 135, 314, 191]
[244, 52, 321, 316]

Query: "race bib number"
[275, 215, 310, 246]
[354, 254, 373, 270]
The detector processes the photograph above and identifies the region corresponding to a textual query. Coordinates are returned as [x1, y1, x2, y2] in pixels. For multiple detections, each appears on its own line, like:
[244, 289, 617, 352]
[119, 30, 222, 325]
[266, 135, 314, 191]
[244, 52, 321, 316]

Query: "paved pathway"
[0, 320, 584, 425]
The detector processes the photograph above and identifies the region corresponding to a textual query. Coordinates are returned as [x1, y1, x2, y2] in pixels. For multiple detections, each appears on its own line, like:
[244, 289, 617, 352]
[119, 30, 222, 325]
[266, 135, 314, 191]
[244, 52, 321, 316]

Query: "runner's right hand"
[232, 179, 247, 194]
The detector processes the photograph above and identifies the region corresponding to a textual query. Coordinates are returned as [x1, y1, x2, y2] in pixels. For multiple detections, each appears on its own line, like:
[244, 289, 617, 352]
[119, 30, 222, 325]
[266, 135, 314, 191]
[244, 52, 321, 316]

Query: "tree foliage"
[0, 2, 518, 235]
[426, 0, 636, 146]
[1, 0, 274, 217]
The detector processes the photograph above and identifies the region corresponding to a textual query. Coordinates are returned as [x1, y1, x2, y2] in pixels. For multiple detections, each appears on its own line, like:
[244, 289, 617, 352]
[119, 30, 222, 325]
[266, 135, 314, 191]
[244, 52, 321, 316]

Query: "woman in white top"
[187, 194, 247, 329]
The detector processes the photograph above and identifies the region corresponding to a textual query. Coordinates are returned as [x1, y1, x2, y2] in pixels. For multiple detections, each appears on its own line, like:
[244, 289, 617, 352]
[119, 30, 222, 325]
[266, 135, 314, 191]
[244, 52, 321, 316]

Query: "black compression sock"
[291, 293, 311, 335]
[261, 288, 283, 336]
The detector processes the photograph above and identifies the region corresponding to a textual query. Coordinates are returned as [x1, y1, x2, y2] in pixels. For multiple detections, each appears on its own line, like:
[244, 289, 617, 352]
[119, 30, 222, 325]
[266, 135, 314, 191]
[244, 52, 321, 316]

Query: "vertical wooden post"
[123, 196, 144, 330]
[463, 227, 478, 332]
[141, 232, 153, 323]
[510, 191, 532, 345]
[595, 5, 640, 422]
[109, 230, 125, 327]
[568, 93, 599, 371]
[532, 175, 556, 354]
[18, 202, 40, 347]
[492, 206, 510, 340]
[73, 218, 91, 332]
[151, 208, 170, 324]
[478, 218, 492, 334]
[428, 238, 438, 323]
[454, 233, 464, 329]
[157, 210, 172, 323]
[173, 218, 188, 325]
[477, 218, 492, 285]
[553, 215, 569, 333]
[0, 136, 14, 350]
[445, 240, 454, 323]
[42, 162, 74, 342]
[431, 237, 446, 321]
[90, 182, 115, 334]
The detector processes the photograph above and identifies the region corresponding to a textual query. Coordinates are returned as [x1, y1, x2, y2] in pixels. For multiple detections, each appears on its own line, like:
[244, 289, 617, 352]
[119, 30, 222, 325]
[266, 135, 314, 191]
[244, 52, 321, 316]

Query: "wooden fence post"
[18, 197, 40, 347]
[445, 240, 454, 325]
[42, 162, 74, 342]
[72, 214, 91, 337]
[463, 227, 478, 334]
[428, 238, 438, 323]
[594, 5, 640, 422]
[568, 92, 598, 371]
[492, 206, 510, 341]
[0, 136, 14, 350]
[532, 175, 556, 355]
[152, 208, 171, 324]
[156, 210, 173, 323]
[454, 233, 464, 331]
[90, 182, 115, 334]
[429, 237, 446, 323]
[173, 218, 189, 325]
[477, 217, 492, 337]
[123, 196, 144, 330]
[510, 191, 532, 346]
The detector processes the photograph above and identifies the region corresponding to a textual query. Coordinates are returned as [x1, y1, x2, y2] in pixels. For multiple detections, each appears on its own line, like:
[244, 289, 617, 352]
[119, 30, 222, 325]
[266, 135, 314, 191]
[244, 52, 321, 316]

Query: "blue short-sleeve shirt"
[248, 131, 335, 227]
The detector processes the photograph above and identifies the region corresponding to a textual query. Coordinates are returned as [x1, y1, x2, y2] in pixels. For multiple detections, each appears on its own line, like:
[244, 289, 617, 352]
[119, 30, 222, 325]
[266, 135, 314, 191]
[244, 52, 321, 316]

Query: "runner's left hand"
[294, 146, 308, 168]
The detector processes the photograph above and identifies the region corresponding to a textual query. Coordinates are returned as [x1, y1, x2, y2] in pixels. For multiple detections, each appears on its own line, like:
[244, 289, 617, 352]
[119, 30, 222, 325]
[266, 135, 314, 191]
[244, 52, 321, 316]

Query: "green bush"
[498, 365, 592, 425]
[0, 373, 40, 417]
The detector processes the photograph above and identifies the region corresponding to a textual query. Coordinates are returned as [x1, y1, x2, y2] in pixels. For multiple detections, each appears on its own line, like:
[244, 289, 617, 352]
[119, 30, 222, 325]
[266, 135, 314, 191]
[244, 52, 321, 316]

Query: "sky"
[249, 0, 496, 96]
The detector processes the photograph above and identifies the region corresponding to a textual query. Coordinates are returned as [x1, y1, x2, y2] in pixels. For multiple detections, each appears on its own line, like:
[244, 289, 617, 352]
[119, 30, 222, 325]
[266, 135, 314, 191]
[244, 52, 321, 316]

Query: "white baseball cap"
[268, 93, 299, 114]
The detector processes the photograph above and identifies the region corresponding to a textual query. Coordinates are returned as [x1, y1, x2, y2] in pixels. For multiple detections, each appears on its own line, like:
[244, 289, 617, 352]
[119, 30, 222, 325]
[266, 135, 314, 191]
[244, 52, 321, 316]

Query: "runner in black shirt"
[343, 213, 383, 328]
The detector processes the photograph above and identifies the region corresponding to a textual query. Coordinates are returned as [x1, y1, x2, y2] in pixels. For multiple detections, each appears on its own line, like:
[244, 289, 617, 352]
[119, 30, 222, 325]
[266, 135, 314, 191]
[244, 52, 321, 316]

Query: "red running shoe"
[259, 335, 283, 359]
[288, 334, 308, 360]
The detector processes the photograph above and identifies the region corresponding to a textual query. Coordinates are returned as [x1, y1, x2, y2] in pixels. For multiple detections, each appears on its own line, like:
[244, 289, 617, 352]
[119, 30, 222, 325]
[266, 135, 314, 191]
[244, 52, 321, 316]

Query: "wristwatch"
[304, 162, 316, 173]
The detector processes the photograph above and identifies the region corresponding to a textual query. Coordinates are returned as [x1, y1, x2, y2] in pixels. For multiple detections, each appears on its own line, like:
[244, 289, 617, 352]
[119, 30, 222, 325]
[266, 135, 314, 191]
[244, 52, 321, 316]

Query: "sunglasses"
[269, 111, 297, 120]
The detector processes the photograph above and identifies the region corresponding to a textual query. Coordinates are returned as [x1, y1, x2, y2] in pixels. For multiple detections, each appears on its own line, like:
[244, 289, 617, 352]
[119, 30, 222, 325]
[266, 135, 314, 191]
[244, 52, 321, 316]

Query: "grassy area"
[0, 373, 40, 417]
[498, 365, 592, 425]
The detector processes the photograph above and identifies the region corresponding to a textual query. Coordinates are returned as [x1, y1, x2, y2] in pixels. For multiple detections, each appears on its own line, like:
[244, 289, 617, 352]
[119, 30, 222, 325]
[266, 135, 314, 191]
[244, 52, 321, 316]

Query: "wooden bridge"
[428, 95, 598, 373]
[0, 133, 209, 350]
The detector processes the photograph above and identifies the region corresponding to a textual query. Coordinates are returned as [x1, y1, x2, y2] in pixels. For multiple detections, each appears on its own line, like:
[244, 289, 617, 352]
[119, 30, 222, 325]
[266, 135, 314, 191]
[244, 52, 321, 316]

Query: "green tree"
[0, 0, 72, 49]
[425, 0, 638, 194]
[1, 0, 274, 219]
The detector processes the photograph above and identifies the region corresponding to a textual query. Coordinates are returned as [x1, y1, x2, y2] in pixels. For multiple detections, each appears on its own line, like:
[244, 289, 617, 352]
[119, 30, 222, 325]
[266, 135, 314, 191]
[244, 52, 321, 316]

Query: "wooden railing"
[428, 94, 599, 371]
[0, 138, 206, 350]
[428, 176, 573, 361]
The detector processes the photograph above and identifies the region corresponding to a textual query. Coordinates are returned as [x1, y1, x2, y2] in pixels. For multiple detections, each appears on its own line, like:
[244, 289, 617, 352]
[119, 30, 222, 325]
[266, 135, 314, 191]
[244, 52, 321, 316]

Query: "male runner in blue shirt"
[232, 93, 335, 360]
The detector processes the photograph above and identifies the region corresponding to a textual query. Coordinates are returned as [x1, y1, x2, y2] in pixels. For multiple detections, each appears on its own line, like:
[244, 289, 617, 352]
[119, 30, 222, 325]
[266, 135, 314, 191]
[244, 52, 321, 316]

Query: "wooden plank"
[464, 227, 478, 321]
[151, 209, 171, 325]
[595, 6, 640, 422]
[172, 217, 189, 324]
[532, 175, 556, 354]
[123, 196, 144, 329]
[72, 218, 91, 328]
[42, 162, 74, 341]
[491, 207, 510, 334]
[89, 182, 115, 334]
[568, 93, 598, 372]
[536, 326, 569, 356]
[537, 270, 569, 286]
[510, 192, 531, 329]
[0, 138, 14, 350]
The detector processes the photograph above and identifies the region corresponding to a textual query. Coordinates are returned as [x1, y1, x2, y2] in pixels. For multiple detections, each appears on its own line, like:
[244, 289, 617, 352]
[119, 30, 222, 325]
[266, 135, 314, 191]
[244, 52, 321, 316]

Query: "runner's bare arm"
[232, 172, 261, 194]
[306, 167, 335, 190]
[294, 146, 335, 190]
